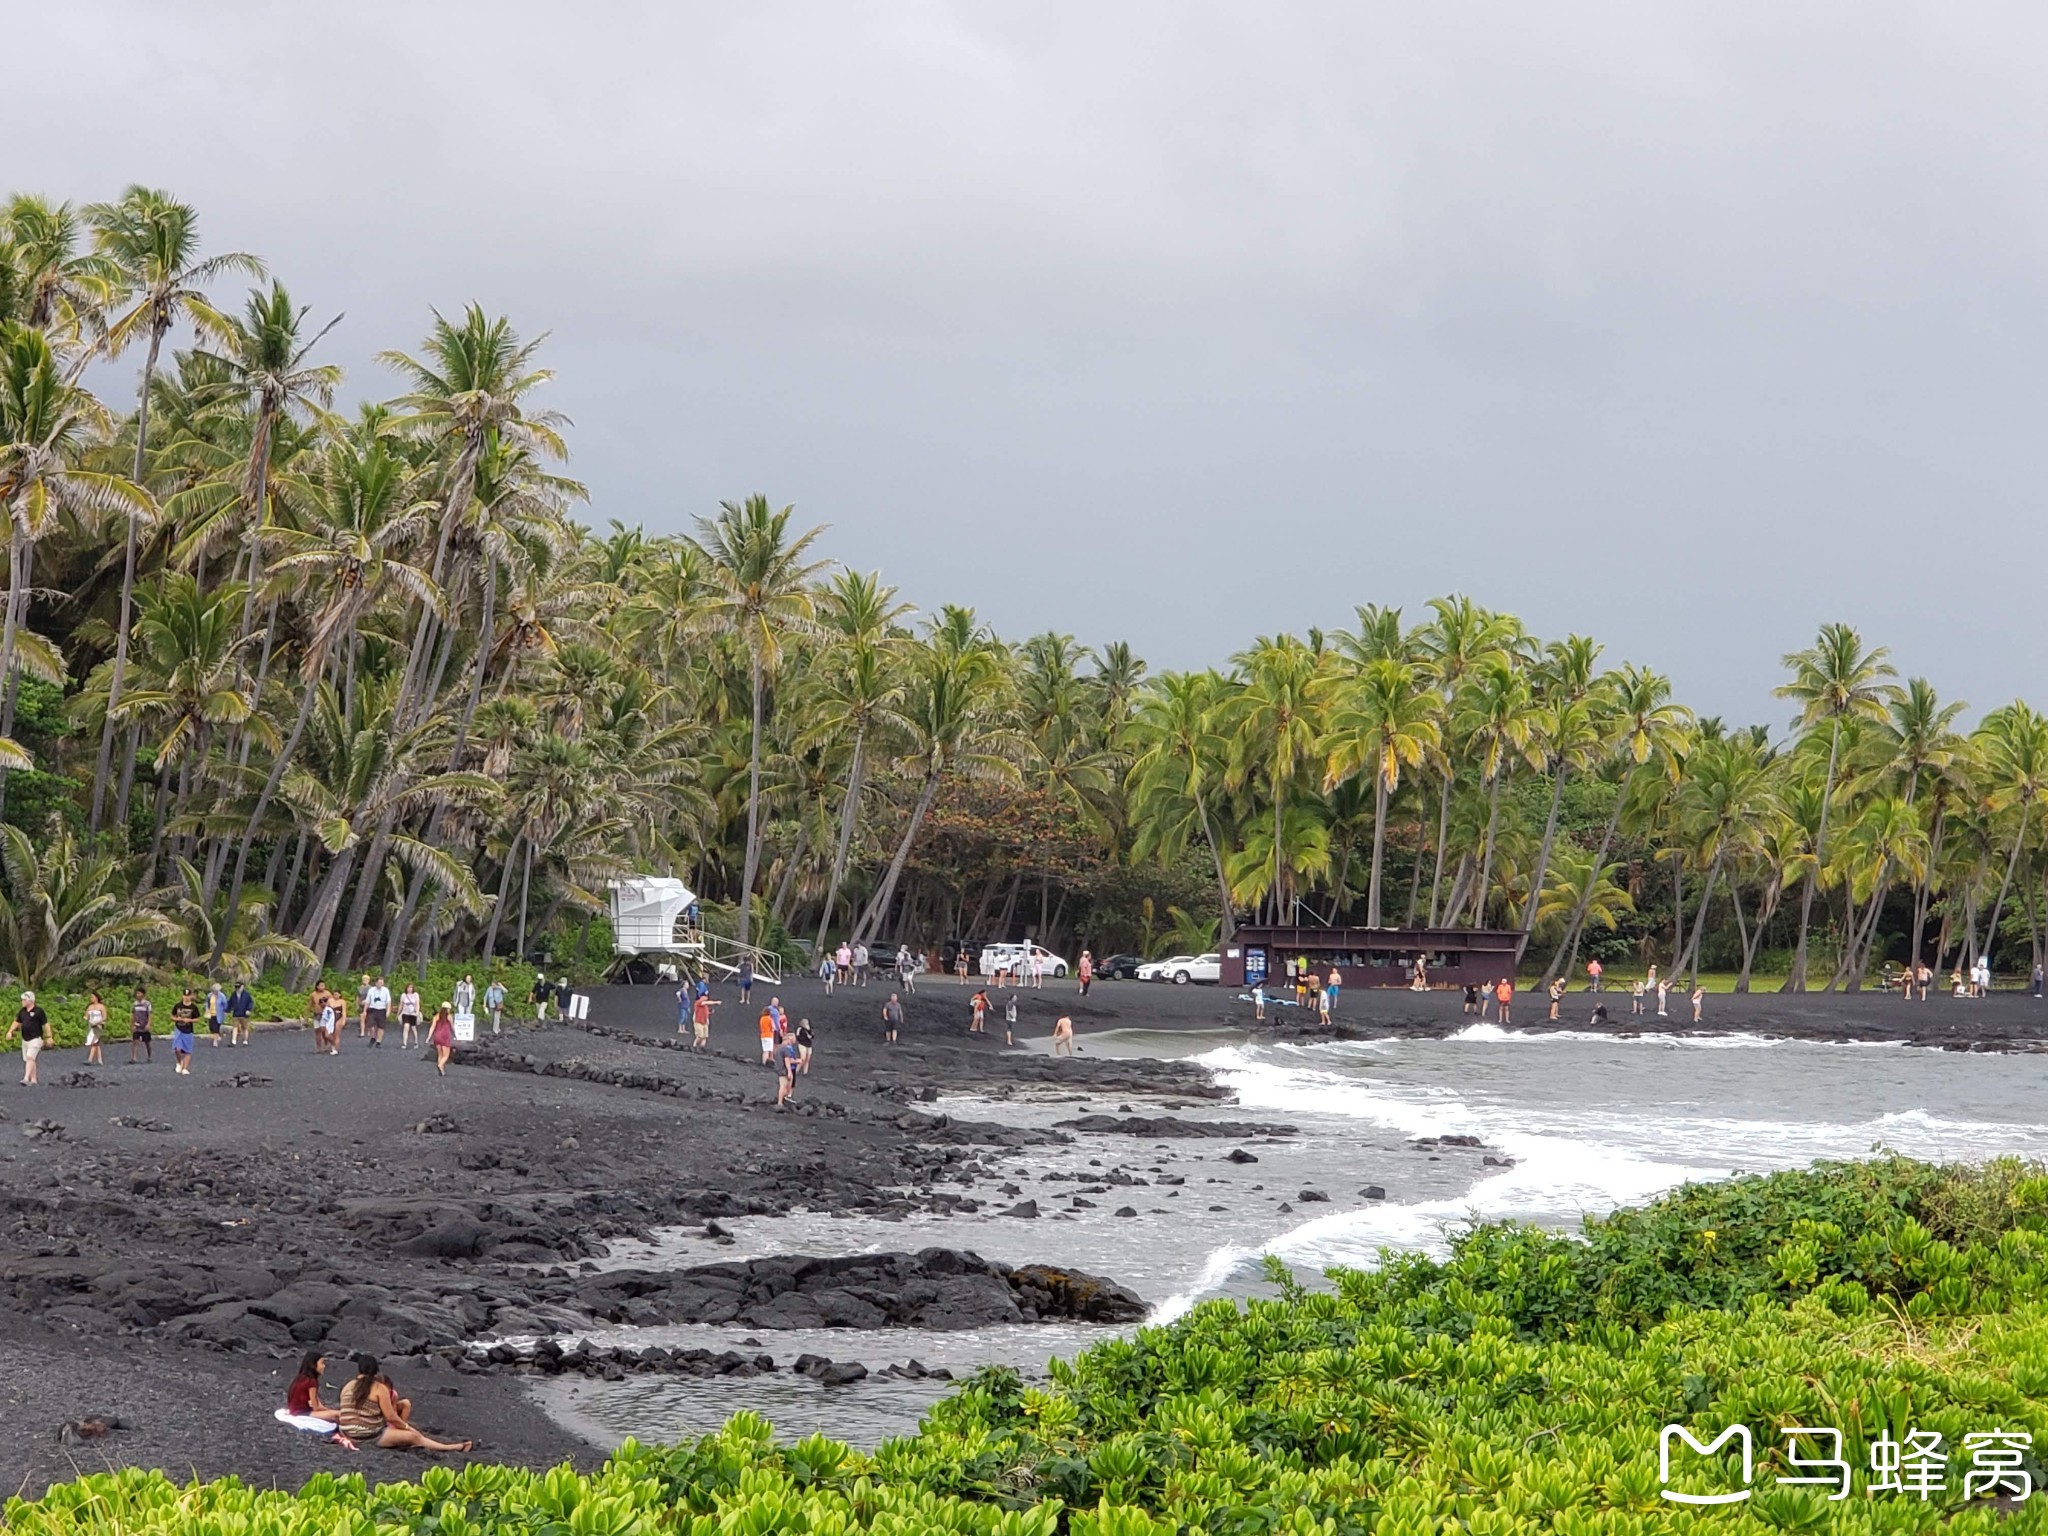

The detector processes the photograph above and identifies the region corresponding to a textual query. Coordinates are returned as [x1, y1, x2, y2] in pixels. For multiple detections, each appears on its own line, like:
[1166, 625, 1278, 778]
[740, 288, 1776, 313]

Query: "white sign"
[452, 1011, 476, 1043]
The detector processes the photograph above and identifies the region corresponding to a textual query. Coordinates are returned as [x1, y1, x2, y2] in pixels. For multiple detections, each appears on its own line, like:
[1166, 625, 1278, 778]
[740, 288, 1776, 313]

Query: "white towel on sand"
[273, 1408, 337, 1436]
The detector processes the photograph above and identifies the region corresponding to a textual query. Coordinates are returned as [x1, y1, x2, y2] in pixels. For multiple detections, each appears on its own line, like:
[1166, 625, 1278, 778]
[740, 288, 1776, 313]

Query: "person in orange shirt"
[758, 1008, 776, 1065]
[1494, 977, 1515, 1025]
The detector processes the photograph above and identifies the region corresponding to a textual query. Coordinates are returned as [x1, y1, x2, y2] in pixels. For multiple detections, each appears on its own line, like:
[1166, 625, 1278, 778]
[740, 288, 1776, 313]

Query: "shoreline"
[2, 977, 2043, 1495]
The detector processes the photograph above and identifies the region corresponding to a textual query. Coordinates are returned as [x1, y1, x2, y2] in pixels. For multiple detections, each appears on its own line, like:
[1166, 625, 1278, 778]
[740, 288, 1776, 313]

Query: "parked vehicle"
[1168, 953, 1222, 985]
[1097, 953, 1144, 980]
[977, 941, 1070, 979]
[1136, 954, 1194, 982]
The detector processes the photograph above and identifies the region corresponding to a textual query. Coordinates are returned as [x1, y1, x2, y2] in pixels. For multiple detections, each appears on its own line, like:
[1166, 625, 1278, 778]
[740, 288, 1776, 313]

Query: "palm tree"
[1972, 702, 2048, 972]
[1126, 671, 1238, 941]
[809, 570, 911, 949]
[0, 322, 147, 777]
[852, 613, 1023, 946]
[0, 820, 173, 991]
[204, 281, 343, 613]
[1542, 665, 1690, 983]
[85, 187, 261, 832]
[159, 855, 315, 984]
[4, 196, 117, 337]
[1451, 654, 1538, 928]
[216, 432, 438, 928]
[1416, 597, 1519, 923]
[689, 495, 826, 946]
[1226, 636, 1329, 924]
[1774, 624, 1900, 989]
[1323, 658, 1441, 927]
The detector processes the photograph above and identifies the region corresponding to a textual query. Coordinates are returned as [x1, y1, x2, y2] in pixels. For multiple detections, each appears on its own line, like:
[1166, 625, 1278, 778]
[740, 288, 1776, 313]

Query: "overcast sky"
[19, 2, 2047, 725]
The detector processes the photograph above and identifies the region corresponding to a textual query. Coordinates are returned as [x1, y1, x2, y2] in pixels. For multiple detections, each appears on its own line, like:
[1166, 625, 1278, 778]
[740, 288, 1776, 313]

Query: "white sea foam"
[1167, 1033, 2048, 1314]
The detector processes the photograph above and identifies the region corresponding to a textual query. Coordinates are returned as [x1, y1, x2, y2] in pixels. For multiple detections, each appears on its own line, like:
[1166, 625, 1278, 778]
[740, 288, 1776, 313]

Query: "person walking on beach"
[205, 980, 228, 1048]
[1461, 982, 1479, 1017]
[2034, 962, 2044, 999]
[835, 942, 852, 986]
[8, 992, 47, 1085]
[364, 975, 390, 1049]
[1655, 979, 1670, 1018]
[690, 989, 717, 1049]
[1690, 983, 1705, 1023]
[1586, 958, 1602, 992]
[83, 991, 106, 1066]
[1326, 964, 1342, 1014]
[795, 1016, 813, 1073]
[1254, 983, 1267, 1022]
[758, 1006, 777, 1065]
[1316, 978, 1331, 1025]
[1547, 977, 1564, 1021]
[169, 987, 200, 1075]
[357, 973, 374, 1038]
[554, 976, 571, 1019]
[453, 974, 475, 1021]
[853, 941, 869, 986]
[882, 992, 902, 1044]
[1412, 955, 1429, 991]
[1003, 992, 1017, 1044]
[129, 987, 153, 1063]
[428, 1003, 456, 1074]
[398, 983, 423, 1049]
[1029, 950, 1043, 989]
[969, 989, 989, 1034]
[737, 957, 754, 1006]
[1077, 951, 1093, 997]
[484, 976, 506, 1035]
[1052, 1015, 1075, 1056]
[1494, 977, 1514, 1026]
[1630, 978, 1645, 1016]
[529, 971, 549, 1021]
[313, 986, 340, 1055]
[228, 980, 253, 1046]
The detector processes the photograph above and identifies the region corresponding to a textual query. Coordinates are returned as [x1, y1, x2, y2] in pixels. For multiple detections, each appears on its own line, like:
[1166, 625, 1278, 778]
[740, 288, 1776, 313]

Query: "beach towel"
[274, 1407, 339, 1436]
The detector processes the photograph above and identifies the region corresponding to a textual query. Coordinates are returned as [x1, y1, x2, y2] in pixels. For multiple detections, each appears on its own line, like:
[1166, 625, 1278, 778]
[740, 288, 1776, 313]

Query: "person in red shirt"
[286, 1353, 342, 1425]
[1494, 977, 1515, 1025]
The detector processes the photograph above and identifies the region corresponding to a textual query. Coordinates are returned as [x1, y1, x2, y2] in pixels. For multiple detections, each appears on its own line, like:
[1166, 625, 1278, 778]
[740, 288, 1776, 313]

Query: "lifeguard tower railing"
[610, 902, 780, 985]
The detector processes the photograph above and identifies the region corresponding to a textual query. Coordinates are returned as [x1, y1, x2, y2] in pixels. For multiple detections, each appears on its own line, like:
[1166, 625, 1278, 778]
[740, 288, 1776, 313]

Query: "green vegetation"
[1, 188, 2043, 996]
[14, 1159, 2048, 1531]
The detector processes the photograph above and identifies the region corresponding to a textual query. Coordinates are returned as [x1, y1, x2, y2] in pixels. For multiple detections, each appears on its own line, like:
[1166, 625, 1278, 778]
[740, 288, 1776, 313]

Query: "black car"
[1098, 954, 1144, 980]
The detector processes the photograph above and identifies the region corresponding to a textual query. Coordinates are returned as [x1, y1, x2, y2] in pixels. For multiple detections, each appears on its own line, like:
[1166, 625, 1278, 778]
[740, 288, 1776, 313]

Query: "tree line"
[1, 187, 2040, 991]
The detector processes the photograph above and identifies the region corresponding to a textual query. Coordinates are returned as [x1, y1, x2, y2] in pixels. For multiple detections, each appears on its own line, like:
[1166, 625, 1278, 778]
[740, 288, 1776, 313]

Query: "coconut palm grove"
[11, 187, 2048, 1535]
[4, 187, 2044, 996]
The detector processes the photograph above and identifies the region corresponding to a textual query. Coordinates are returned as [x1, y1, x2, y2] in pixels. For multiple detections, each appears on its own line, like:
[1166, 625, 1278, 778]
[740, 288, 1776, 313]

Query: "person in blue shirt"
[227, 981, 254, 1046]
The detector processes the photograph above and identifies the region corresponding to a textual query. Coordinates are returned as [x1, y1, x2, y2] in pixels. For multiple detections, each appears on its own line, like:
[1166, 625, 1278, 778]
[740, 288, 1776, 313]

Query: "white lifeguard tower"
[607, 877, 780, 983]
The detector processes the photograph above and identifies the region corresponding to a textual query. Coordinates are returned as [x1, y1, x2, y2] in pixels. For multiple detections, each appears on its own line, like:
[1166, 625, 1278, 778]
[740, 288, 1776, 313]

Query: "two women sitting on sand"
[286, 1351, 471, 1453]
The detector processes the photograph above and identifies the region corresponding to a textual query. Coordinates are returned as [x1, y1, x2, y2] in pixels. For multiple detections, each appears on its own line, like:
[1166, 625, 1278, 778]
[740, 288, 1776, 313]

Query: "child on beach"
[1052, 1015, 1074, 1055]
[1690, 984, 1704, 1023]
[1630, 979, 1645, 1016]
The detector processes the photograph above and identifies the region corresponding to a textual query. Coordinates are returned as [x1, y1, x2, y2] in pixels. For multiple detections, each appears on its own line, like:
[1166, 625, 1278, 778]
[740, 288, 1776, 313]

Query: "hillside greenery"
[12, 1159, 2048, 1532]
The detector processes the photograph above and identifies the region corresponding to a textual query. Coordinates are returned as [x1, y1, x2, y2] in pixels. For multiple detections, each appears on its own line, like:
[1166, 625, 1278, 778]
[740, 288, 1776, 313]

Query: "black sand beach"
[1, 973, 2041, 1494]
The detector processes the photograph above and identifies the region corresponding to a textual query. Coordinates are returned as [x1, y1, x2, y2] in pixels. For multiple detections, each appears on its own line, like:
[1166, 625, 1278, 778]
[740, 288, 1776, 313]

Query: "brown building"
[1221, 926, 1521, 989]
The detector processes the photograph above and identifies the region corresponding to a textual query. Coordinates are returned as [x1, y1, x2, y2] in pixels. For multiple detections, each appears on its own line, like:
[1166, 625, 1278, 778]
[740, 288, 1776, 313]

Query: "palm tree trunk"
[516, 836, 536, 961]
[1271, 780, 1286, 924]
[93, 325, 162, 836]
[1366, 774, 1390, 928]
[1516, 764, 1568, 963]
[769, 818, 811, 927]
[737, 649, 765, 946]
[1786, 718, 1843, 991]
[1668, 855, 1687, 975]
[217, 669, 321, 959]
[1544, 771, 1632, 985]
[1677, 855, 1721, 982]
[1730, 876, 1757, 991]
[853, 773, 941, 947]
[1981, 802, 2032, 974]
[1910, 805, 1946, 969]
[333, 815, 396, 973]
[1469, 773, 1504, 928]
[1427, 774, 1451, 926]
[482, 836, 521, 959]
[1195, 793, 1234, 942]
[812, 728, 868, 953]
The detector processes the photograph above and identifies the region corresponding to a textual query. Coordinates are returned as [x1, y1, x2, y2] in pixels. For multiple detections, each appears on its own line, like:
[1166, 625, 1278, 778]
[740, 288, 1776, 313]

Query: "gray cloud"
[19, 1, 2048, 723]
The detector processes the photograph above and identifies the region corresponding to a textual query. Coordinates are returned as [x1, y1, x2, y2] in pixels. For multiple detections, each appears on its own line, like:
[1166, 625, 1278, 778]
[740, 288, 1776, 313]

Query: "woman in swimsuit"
[335, 1355, 471, 1453]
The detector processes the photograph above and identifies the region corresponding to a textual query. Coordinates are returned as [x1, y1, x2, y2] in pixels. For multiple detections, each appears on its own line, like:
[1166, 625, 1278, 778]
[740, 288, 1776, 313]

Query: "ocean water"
[532, 1028, 2048, 1447]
